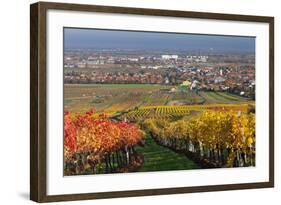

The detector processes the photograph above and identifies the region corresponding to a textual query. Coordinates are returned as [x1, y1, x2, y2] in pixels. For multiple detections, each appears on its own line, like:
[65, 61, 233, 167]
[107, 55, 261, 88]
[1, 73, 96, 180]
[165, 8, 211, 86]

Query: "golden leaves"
[144, 111, 255, 150]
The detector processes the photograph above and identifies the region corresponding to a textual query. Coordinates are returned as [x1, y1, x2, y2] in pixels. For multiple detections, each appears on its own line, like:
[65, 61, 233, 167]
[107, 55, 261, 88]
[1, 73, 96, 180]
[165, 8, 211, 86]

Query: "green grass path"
[136, 136, 199, 172]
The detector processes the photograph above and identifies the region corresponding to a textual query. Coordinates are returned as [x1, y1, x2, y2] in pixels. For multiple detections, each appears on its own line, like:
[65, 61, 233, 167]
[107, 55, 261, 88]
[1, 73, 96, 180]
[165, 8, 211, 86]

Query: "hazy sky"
[64, 28, 255, 53]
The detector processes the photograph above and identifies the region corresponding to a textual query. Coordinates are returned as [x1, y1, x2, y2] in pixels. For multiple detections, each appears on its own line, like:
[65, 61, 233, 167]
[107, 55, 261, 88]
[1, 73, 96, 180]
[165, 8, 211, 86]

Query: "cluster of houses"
[176, 65, 255, 98]
[64, 53, 210, 69]
[64, 51, 255, 98]
[64, 72, 168, 84]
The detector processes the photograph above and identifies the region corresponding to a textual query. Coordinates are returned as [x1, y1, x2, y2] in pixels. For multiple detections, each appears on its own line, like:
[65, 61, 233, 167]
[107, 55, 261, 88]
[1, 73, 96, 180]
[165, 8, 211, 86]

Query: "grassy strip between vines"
[136, 135, 199, 172]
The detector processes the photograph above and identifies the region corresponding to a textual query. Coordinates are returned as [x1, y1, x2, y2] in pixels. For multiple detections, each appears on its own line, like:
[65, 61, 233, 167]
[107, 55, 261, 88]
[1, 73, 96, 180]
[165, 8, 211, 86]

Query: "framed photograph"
[30, 1, 274, 202]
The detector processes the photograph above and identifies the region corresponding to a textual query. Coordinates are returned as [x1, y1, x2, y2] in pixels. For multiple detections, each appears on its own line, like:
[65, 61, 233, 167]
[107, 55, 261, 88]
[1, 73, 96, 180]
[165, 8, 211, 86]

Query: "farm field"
[199, 91, 250, 104]
[64, 84, 253, 116]
[64, 84, 173, 114]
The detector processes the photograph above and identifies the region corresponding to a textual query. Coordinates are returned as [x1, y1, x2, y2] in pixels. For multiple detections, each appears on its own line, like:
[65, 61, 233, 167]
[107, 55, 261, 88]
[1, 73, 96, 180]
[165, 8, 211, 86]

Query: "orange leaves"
[64, 112, 76, 153]
[117, 121, 144, 146]
[64, 108, 144, 159]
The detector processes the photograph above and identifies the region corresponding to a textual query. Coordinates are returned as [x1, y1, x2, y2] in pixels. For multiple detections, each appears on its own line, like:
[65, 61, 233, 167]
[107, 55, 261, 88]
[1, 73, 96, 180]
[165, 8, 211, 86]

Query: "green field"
[64, 84, 173, 113]
[64, 84, 251, 115]
[199, 91, 249, 104]
[136, 136, 199, 172]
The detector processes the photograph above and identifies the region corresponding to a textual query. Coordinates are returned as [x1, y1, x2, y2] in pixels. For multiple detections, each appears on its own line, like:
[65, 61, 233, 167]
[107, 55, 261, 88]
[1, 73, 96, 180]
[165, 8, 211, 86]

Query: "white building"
[186, 55, 208, 62]
[161, 55, 178, 60]
[190, 80, 199, 90]
[214, 76, 226, 84]
[128, 58, 139, 62]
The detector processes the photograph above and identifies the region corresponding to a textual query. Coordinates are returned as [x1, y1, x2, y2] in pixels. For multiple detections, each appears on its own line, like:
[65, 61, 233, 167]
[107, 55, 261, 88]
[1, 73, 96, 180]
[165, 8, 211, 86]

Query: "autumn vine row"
[64, 109, 144, 175]
[143, 111, 255, 168]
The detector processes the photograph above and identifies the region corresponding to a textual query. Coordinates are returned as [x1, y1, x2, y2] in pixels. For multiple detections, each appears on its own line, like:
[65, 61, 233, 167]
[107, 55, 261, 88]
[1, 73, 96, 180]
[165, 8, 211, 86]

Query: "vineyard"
[143, 111, 255, 168]
[121, 106, 191, 121]
[64, 109, 145, 175]
[121, 103, 254, 121]
[64, 107, 255, 175]
[63, 84, 255, 175]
